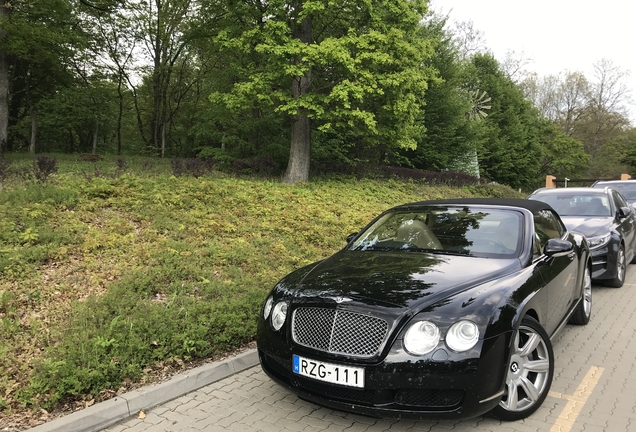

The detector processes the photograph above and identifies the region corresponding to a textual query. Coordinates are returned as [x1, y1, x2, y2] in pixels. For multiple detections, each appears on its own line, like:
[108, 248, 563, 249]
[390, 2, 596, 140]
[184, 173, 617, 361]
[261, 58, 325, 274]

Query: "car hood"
[290, 251, 520, 311]
[560, 216, 613, 238]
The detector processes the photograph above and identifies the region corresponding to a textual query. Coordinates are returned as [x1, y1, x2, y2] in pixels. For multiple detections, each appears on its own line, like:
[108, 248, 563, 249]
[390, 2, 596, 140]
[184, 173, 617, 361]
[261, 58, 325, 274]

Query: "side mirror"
[618, 206, 632, 218]
[544, 238, 574, 257]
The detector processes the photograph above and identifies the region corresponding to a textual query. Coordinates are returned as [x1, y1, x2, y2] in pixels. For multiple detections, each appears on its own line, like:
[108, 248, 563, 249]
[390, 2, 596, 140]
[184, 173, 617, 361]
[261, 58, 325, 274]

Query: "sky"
[431, 0, 636, 122]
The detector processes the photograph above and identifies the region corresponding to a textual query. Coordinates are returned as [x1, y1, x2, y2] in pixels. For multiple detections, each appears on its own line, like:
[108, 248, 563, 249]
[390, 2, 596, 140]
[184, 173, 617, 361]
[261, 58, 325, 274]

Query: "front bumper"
[589, 241, 620, 280]
[257, 333, 511, 420]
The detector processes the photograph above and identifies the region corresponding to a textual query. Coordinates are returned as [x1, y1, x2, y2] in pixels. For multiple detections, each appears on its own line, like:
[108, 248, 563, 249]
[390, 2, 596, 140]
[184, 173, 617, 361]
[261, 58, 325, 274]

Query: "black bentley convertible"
[256, 198, 592, 421]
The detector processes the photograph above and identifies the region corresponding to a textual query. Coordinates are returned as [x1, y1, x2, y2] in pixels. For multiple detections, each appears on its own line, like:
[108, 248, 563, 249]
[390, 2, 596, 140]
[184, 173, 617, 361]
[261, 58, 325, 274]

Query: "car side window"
[612, 190, 628, 211]
[533, 210, 565, 254]
[532, 233, 542, 258]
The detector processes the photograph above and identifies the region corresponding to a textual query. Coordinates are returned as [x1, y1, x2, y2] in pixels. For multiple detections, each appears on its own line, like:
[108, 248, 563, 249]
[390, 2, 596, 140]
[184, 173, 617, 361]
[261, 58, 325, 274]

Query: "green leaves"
[212, 0, 434, 161]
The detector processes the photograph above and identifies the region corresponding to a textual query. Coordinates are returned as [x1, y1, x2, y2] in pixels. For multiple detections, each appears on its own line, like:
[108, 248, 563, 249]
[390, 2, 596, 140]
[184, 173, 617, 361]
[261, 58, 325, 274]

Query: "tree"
[403, 12, 477, 173]
[212, 0, 434, 183]
[0, 0, 85, 153]
[500, 49, 532, 83]
[521, 71, 589, 135]
[468, 54, 545, 189]
[0, 0, 9, 154]
[618, 128, 636, 175]
[536, 118, 589, 179]
[449, 19, 487, 61]
[576, 59, 631, 167]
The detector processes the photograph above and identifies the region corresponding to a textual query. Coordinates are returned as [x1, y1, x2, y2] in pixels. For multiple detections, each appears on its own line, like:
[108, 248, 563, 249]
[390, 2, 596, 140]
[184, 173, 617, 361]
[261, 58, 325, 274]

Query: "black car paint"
[256, 202, 590, 420]
[529, 187, 636, 281]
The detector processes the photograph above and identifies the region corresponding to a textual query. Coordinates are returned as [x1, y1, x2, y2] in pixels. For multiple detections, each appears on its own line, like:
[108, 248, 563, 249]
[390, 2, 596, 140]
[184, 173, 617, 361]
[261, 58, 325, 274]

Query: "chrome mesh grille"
[292, 307, 388, 357]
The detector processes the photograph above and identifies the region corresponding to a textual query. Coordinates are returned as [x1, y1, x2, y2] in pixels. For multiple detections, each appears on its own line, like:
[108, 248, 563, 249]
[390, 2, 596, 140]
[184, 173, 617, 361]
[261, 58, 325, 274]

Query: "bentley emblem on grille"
[331, 296, 352, 303]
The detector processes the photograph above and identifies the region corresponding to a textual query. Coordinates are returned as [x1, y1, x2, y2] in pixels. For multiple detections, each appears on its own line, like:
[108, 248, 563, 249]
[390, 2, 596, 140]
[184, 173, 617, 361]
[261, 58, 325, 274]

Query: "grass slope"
[0, 156, 523, 421]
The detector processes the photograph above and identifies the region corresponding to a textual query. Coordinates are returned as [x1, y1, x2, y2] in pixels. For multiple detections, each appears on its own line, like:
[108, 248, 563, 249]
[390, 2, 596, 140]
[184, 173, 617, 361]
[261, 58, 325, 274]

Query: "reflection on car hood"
[560, 216, 613, 238]
[292, 251, 520, 310]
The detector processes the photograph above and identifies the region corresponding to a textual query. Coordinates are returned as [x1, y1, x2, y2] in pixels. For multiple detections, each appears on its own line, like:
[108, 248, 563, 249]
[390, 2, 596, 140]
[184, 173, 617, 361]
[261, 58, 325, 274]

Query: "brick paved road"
[103, 267, 636, 432]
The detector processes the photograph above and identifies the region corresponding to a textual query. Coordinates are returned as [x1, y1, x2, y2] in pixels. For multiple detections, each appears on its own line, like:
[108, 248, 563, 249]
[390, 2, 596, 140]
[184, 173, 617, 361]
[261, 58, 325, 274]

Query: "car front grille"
[295, 377, 377, 404]
[395, 389, 464, 408]
[292, 307, 389, 357]
[297, 376, 464, 410]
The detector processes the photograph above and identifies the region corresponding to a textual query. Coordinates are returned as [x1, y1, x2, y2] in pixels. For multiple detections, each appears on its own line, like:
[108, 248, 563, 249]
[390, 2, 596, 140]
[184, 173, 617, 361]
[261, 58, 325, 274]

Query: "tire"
[569, 265, 592, 325]
[490, 316, 554, 421]
[605, 244, 626, 288]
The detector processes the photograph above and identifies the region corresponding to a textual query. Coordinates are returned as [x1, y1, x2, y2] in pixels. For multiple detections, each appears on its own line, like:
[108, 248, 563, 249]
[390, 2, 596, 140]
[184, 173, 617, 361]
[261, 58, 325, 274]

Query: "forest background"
[0, 0, 634, 188]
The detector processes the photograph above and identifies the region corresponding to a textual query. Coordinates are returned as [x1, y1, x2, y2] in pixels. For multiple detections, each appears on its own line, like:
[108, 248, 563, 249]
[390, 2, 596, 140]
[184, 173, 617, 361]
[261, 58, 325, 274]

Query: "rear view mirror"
[544, 238, 574, 257]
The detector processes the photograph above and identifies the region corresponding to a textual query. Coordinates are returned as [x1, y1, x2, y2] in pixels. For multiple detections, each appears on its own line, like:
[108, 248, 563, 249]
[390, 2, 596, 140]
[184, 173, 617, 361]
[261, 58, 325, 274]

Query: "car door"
[533, 209, 579, 336]
[610, 189, 636, 262]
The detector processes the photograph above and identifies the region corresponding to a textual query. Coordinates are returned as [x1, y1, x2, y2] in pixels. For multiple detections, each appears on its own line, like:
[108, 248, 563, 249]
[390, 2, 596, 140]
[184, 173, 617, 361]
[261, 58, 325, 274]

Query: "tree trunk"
[92, 118, 99, 154]
[116, 76, 123, 155]
[0, 1, 9, 155]
[284, 107, 312, 183]
[282, 8, 312, 184]
[29, 110, 37, 155]
[161, 122, 166, 158]
[68, 129, 74, 153]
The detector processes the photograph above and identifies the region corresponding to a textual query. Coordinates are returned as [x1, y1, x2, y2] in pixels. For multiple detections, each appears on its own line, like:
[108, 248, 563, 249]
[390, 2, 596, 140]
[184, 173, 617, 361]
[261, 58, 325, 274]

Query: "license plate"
[292, 355, 365, 388]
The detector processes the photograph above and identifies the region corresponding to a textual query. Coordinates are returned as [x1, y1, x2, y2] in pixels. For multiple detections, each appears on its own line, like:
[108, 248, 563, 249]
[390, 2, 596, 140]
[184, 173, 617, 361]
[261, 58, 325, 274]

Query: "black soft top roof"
[397, 197, 555, 215]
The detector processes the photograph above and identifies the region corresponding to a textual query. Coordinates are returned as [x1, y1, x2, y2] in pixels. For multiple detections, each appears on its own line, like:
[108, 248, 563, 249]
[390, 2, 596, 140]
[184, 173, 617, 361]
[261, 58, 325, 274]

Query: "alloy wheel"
[583, 267, 592, 318]
[493, 317, 554, 420]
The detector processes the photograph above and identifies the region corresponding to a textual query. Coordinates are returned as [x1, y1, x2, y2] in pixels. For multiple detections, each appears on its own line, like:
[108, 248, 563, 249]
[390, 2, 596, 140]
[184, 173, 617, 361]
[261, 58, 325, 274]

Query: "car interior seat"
[495, 217, 519, 252]
[587, 197, 608, 216]
[395, 219, 442, 250]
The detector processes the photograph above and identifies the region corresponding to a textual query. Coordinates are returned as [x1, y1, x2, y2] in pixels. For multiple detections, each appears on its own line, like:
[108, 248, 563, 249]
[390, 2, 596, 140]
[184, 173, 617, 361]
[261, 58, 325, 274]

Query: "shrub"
[184, 158, 206, 178]
[231, 156, 279, 178]
[249, 155, 278, 176]
[356, 164, 481, 187]
[0, 155, 11, 191]
[77, 153, 102, 162]
[171, 158, 207, 178]
[34, 157, 58, 183]
[116, 158, 127, 171]
[232, 159, 251, 176]
[171, 158, 185, 176]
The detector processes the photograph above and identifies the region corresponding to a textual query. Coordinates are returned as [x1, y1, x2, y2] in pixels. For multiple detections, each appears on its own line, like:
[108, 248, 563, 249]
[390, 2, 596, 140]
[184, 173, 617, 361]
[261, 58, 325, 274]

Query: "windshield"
[348, 207, 523, 259]
[595, 183, 636, 201]
[531, 193, 611, 217]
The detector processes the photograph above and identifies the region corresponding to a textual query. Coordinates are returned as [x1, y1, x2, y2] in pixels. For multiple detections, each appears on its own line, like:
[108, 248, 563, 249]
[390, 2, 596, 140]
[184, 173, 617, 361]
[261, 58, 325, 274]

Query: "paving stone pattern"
[103, 268, 636, 432]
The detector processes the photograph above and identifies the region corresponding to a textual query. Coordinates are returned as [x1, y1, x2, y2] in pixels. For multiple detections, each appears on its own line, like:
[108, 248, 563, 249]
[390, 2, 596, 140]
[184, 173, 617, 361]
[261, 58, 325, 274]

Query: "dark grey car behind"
[528, 187, 636, 287]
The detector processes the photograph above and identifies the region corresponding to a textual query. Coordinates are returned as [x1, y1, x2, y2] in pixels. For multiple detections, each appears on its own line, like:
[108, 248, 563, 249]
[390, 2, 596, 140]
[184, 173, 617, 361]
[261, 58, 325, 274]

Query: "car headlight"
[263, 296, 273, 320]
[587, 233, 611, 250]
[404, 321, 440, 355]
[446, 320, 479, 352]
[271, 301, 288, 331]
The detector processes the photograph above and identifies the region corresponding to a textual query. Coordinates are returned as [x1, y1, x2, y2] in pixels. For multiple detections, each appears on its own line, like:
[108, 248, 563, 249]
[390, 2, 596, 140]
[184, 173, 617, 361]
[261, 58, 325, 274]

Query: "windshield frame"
[347, 206, 525, 259]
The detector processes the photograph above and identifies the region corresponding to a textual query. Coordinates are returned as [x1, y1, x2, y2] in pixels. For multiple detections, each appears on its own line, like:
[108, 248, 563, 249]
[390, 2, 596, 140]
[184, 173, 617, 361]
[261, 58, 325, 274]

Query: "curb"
[27, 349, 259, 432]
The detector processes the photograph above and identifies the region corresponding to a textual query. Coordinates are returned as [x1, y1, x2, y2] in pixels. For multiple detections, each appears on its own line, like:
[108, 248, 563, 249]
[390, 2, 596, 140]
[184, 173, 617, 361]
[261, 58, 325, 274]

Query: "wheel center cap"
[510, 362, 520, 373]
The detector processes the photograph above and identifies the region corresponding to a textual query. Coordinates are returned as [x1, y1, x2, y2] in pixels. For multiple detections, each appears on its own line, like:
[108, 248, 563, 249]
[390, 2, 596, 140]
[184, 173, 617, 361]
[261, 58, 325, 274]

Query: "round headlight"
[263, 296, 273, 320]
[271, 301, 288, 331]
[446, 320, 479, 352]
[404, 321, 440, 355]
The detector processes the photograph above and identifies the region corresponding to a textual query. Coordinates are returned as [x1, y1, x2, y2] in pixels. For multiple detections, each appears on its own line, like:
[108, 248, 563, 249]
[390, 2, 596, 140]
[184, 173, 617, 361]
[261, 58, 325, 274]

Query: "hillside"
[0, 157, 523, 428]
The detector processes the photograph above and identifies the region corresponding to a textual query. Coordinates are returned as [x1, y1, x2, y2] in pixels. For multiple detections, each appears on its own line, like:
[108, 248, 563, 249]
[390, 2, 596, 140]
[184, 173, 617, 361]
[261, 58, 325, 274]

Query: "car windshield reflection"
[348, 207, 523, 259]
[531, 193, 611, 217]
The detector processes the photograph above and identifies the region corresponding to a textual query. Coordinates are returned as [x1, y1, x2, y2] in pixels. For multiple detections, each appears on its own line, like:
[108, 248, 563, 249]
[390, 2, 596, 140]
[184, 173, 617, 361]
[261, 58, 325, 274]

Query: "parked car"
[592, 180, 636, 205]
[528, 187, 636, 287]
[257, 198, 591, 421]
